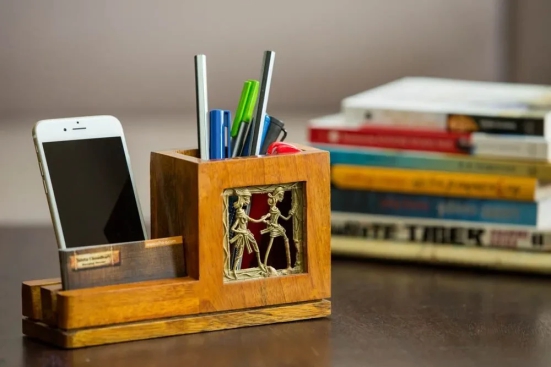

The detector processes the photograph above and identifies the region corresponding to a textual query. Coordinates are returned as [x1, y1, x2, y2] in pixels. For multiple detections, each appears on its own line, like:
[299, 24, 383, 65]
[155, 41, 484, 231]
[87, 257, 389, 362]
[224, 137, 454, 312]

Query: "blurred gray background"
[1, 0, 550, 227]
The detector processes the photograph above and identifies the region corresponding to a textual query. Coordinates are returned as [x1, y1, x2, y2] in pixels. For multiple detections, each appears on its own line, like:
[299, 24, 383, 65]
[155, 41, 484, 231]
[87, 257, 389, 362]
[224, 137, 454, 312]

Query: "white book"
[341, 77, 551, 138]
[330, 236, 551, 275]
[471, 133, 551, 162]
[331, 211, 551, 251]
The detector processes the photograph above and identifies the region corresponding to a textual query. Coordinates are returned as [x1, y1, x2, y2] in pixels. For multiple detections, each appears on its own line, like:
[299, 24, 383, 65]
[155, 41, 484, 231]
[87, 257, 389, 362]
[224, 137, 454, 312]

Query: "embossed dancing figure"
[262, 187, 295, 270]
[229, 189, 266, 273]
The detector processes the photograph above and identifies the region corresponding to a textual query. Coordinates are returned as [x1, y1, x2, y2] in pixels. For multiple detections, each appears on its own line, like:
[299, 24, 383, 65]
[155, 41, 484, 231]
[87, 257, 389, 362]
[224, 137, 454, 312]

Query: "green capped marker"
[231, 81, 251, 137]
[242, 81, 259, 124]
[231, 80, 259, 137]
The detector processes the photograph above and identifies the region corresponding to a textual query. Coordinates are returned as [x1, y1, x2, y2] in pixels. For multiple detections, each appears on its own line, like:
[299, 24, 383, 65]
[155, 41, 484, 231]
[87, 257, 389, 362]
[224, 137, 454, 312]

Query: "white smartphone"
[32, 115, 147, 249]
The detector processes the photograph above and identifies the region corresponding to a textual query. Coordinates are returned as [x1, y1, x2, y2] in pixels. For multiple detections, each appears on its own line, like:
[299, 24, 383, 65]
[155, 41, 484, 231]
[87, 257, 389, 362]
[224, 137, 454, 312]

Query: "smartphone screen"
[42, 136, 145, 248]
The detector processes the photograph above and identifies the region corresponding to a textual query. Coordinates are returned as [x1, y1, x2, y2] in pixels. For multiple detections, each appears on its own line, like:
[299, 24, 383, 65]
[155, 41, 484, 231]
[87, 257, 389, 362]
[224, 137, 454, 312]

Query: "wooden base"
[22, 299, 331, 349]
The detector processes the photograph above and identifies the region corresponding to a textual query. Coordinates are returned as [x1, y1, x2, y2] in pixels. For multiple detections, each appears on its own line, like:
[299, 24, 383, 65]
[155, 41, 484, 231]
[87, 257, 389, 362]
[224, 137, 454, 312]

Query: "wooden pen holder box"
[151, 144, 332, 287]
[22, 143, 331, 348]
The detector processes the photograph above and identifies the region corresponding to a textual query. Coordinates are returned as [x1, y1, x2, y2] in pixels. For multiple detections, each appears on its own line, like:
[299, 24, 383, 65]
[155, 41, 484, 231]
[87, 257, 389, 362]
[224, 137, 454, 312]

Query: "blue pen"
[260, 116, 287, 154]
[261, 115, 271, 146]
[241, 115, 271, 156]
[209, 109, 231, 159]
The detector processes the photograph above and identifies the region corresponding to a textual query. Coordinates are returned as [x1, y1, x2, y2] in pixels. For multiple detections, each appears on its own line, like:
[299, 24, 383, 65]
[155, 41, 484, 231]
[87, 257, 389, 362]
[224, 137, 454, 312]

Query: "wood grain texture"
[57, 277, 200, 329]
[46, 144, 331, 330]
[21, 143, 331, 345]
[22, 319, 68, 348]
[58, 236, 185, 290]
[151, 148, 200, 280]
[40, 284, 61, 327]
[22, 299, 330, 349]
[21, 278, 61, 320]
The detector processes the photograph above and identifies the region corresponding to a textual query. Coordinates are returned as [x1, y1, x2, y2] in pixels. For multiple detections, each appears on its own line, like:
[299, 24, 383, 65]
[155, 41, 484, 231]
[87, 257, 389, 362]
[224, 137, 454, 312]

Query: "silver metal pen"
[194, 54, 209, 159]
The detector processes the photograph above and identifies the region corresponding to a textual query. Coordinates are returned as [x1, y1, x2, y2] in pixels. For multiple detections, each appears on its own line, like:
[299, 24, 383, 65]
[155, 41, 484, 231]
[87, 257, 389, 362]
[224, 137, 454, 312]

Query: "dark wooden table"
[3, 227, 551, 367]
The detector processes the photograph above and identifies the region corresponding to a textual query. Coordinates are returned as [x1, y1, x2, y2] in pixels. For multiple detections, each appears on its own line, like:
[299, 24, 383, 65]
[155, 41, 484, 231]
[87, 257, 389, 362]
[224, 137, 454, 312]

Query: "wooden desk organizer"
[21, 143, 331, 348]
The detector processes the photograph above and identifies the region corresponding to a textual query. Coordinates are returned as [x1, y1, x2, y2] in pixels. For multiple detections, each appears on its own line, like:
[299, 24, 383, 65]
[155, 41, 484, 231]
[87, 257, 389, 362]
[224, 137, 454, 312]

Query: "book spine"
[330, 212, 551, 251]
[471, 133, 550, 161]
[312, 144, 551, 180]
[343, 108, 448, 129]
[343, 107, 546, 136]
[308, 126, 470, 154]
[330, 236, 551, 273]
[331, 165, 539, 201]
[330, 188, 541, 226]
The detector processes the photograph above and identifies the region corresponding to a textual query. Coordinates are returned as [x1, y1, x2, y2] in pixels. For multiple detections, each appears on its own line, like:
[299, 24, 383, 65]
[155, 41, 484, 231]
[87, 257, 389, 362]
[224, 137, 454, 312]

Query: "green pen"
[231, 80, 259, 137]
[242, 81, 259, 123]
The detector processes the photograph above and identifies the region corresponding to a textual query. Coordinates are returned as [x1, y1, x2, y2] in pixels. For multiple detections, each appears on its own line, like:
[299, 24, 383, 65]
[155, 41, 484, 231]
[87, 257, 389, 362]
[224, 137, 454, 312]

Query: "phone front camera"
[64, 128, 67, 131]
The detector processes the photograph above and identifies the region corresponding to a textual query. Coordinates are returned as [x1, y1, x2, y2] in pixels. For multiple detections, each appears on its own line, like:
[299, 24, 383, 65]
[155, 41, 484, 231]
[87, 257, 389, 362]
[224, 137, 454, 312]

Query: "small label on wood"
[144, 236, 182, 248]
[70, 250, 121, 271]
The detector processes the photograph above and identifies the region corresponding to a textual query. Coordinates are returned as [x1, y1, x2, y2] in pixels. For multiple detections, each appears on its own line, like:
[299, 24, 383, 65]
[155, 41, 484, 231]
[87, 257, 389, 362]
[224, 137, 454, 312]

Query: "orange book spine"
[331, 165, 540, 201]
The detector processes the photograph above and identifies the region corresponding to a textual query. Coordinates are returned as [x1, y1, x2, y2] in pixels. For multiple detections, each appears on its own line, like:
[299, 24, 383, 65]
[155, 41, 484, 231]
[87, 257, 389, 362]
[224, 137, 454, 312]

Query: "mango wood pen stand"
[21, 143, 331, 348]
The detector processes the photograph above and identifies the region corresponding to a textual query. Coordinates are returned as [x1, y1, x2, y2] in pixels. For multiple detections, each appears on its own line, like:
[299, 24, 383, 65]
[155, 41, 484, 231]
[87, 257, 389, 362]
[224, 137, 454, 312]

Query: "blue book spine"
[331, 188, 540, 226]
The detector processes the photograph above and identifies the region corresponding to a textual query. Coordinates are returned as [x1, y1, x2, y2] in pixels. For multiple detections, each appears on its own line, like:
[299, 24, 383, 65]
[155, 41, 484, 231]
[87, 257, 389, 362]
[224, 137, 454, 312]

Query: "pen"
[242, 81, 259, 126]
[240, 115, 271, 156]
[260, 116, 287, 154]
[247, 50, 275, 156]
[260, 115, 272, 147]
[231, 81, 252, 138]
[231, 81, 259, 137]
[209, 109, 231, 159]
[231, 120, 252, 157]
[194, 54, 209, 159]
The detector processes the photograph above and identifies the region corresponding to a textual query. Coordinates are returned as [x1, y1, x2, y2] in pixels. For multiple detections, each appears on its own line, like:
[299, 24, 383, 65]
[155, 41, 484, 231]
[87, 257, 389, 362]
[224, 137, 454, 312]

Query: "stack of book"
[308, 77, 551, 273]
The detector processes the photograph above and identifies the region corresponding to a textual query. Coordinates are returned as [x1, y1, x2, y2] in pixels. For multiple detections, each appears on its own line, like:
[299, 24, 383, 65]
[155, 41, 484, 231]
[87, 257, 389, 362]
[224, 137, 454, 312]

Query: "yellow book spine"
[331, 165, 539, 201]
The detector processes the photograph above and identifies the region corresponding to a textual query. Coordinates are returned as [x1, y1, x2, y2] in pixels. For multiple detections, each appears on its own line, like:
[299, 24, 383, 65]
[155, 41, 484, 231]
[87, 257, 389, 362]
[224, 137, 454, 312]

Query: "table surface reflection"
[3, 226, 551, 367]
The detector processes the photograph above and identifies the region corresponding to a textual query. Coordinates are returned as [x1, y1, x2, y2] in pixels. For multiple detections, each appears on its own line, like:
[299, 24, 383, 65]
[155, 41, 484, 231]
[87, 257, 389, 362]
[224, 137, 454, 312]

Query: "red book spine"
[308, 125, 471, 154]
